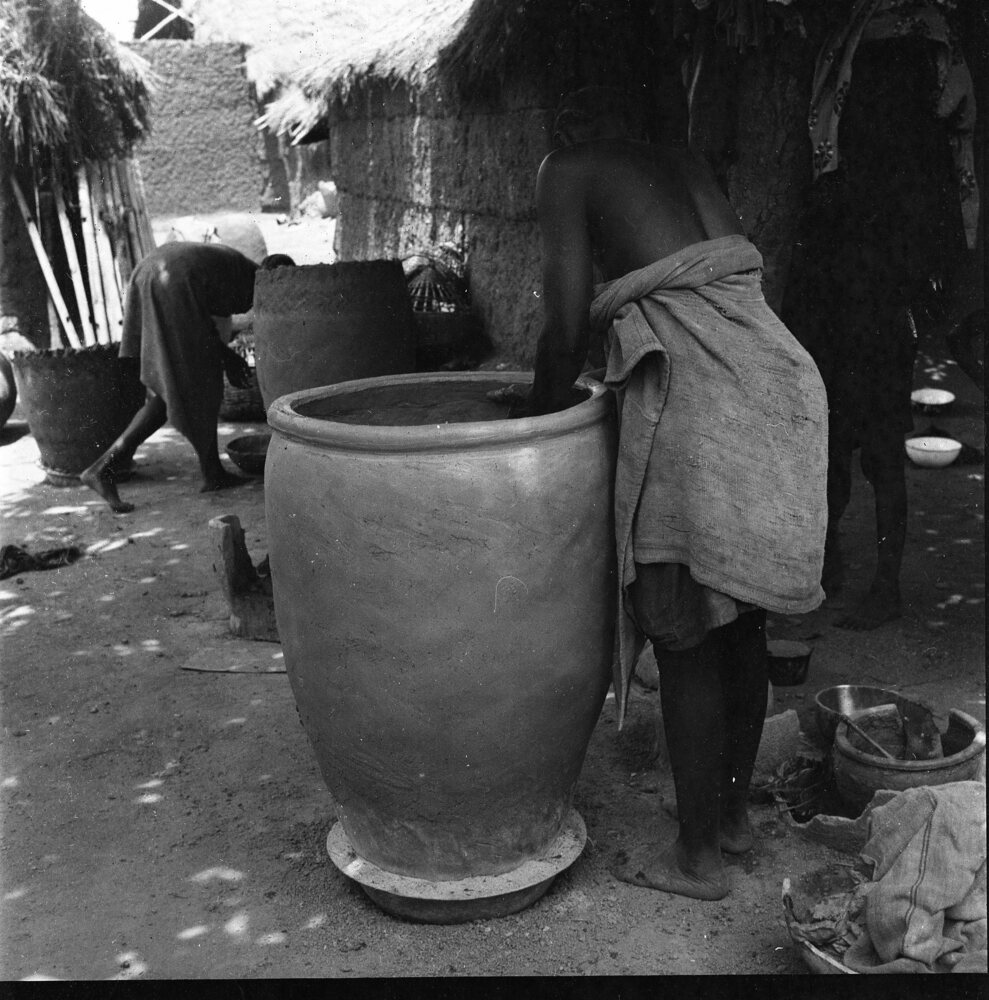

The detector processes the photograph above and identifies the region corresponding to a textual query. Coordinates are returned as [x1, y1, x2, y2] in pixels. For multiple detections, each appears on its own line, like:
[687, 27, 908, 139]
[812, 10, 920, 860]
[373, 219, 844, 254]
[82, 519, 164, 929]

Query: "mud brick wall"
[329, 81, 553, 365]
[129, 41, 266, 217]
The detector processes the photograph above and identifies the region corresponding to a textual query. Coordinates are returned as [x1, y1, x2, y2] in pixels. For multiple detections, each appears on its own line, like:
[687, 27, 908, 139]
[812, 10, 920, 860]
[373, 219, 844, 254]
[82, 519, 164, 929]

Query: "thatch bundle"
[0, 0, 152, 166]
[0, 0, 156, 351]
[257, 0, 471, 141]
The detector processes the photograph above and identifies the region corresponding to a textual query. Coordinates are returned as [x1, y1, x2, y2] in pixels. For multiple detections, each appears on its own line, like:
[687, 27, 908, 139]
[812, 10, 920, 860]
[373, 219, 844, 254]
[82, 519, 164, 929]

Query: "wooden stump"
[209, 513, 278, 642]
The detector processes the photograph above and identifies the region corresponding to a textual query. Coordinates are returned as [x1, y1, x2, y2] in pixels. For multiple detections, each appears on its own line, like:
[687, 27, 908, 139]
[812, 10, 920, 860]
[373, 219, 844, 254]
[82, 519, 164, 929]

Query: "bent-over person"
[500, 88, 828, 900]
[82, 243, 291, 513]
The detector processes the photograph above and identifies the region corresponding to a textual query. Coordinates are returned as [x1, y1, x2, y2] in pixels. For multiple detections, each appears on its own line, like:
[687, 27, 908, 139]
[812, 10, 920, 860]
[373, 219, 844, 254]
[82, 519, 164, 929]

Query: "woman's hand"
[486, 383, 536, 418]
[221, 346, 252, 389]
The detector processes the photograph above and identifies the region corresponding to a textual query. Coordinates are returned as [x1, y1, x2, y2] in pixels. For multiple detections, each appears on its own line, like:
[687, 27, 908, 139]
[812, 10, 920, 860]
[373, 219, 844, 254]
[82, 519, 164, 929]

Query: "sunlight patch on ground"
[4, 887, 28, 901]
[135, 779, 164, 789]
[40, 505, 89, 516]
[139, 576, 157, 584]
[21, 974, 64, 981]
[224, 912, 250, 937]
[99, 594, 118, 602]
[88, 538, 131, 554]
[170, 544, 190, 551]
[2, 775, 20, 789]
[176, 925, 210, 941]
[256, 931, 287, 945]
[111, 951, 147, 979]
[113, 644, 133, 656]
[141, 639, 162, 650]
[223, 718, 248, 727]
[190, 866, 244, 884]
[134, 793, 163, 805]
[0, 589, 18, 600]
[281, 852, 304, 861]
[303, 913, 328, 930]
[129, 529, 164, 539]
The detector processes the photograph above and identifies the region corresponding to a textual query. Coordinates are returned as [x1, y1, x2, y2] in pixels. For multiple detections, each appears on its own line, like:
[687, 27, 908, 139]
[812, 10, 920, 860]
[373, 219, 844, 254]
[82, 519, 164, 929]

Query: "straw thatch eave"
[0, 0, 153, 168]
[256, 0, 472, 141]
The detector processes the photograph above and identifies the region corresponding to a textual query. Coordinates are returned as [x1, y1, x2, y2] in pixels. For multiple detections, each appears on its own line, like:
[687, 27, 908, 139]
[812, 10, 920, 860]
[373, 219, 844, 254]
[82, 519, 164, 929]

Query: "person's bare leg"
[837, 448, 905, 630]
[717, 611, 768, 853]
[80, 394, 167, 513]
[195, 436, 245, 493]
[613, 635, 729, 900]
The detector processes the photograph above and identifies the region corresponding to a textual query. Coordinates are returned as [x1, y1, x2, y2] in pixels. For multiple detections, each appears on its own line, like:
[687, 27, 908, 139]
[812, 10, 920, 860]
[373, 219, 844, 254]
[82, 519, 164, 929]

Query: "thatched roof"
[0, 0, 152, 166]
[256, 0, 472, 142]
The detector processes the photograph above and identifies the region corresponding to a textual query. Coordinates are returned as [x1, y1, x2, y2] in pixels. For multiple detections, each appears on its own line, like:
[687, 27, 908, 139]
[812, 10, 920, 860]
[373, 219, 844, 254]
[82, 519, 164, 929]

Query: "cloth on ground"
[0, 543, 82, 579]
[843, 781, 987, 973]
[590, 234, 828, 724]
[120, 243, 258, 456]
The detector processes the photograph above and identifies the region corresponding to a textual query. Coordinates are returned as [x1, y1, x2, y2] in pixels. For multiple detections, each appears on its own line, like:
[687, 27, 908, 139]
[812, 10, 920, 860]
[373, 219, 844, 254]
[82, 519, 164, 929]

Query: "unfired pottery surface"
[266, 371, 617, 883]
[253, 260, 416, 409]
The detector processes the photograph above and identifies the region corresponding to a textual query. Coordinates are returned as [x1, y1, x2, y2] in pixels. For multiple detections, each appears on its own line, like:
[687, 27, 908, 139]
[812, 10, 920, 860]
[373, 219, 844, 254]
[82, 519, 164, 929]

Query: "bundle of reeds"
[1, 0, 154, 350]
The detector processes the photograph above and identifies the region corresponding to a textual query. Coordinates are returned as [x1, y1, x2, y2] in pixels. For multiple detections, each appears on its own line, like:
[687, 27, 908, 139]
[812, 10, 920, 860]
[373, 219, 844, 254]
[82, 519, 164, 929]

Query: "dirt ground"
[0, 281, 984, 979]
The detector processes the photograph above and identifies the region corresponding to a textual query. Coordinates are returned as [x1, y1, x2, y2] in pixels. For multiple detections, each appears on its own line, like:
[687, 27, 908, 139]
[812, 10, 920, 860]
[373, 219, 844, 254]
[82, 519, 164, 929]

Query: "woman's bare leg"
[80, 393, 167, 513]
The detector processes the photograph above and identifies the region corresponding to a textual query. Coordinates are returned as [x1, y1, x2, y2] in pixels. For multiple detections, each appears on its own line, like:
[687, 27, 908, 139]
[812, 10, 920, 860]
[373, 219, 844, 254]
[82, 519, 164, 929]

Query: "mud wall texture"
[329, 82, 552, 365]
[129, 41, 266, 218]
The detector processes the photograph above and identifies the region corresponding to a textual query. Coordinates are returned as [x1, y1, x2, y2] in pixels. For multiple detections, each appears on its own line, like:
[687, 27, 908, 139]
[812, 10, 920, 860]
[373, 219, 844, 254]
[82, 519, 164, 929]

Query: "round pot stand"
[327, 809, 587, 924]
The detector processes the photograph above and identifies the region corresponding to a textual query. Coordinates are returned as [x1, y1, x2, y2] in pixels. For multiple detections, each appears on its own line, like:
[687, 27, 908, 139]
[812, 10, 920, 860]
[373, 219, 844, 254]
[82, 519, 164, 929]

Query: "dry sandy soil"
[0, 293, 983, 980]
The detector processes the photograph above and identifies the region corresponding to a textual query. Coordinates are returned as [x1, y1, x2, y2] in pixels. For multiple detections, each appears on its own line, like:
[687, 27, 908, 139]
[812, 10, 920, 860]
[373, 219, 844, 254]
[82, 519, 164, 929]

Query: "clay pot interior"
[226, 432, 270, 474]
[290, 379, 588, 427]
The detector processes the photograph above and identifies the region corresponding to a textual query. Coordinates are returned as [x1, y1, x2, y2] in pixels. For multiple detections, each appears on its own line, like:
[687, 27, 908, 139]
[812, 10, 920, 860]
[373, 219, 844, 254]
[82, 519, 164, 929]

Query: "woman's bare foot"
[200, 469, 246, 493]
[662, 799, 754, 854]
[80, 454, 135, 513]
[612, 842, 728, 900]
[719, 811, 755, 855]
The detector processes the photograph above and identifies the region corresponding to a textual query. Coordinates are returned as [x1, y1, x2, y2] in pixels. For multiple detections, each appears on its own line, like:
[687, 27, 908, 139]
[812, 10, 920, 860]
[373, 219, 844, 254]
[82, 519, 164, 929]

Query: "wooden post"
[208, 514, 279, 642]
[9, 176, 83, 350]
[76, 166, 111, 345]
[127, 158, 157, 256]
[88, 163, 124, 342]
[53, 185, 98, 347]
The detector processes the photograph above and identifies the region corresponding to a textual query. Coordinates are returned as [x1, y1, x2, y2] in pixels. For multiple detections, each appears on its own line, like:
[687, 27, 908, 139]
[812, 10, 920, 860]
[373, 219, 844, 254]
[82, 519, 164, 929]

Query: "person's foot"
[835, 582, 901, 630]
[612, 842, 728, 900]
[719, 810, 755, 855]
[80, 454, 134, 513]
[200, 469, 247, 493]
[662, 799, 754, 854]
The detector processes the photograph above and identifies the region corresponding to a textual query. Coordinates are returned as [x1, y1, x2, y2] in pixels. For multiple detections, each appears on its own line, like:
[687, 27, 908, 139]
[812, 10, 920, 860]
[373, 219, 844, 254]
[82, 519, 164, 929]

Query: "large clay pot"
[11, 344, 146, 485]
[253, 260, 416, 410]
[0, 350, 16, 431]
[265, 371, 617, 921]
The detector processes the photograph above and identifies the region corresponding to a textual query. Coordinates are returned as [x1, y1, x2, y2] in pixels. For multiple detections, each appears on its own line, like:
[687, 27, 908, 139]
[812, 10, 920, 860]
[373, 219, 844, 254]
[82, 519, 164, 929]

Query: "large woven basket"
[220, 331, 266, 422]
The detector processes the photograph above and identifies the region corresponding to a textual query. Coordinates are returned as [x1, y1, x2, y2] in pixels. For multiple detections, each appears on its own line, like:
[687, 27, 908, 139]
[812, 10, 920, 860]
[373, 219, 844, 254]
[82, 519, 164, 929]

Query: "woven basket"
[220, 331, 266, 422]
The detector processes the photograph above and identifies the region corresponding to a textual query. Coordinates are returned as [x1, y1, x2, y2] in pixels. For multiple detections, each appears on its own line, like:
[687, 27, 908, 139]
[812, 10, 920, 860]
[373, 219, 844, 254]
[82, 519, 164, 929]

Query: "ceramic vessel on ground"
[904, 435, 962, 468]
[833, 705, 986, 815]
[766, 639, 812, 686]
[910, 387, 955, 415]
[225, 432, 270, 475]
[0, 350, 16, 431]
[265, 371, 617, 922]
[253, 260, 416, 410]
[10, 345, 145, 485]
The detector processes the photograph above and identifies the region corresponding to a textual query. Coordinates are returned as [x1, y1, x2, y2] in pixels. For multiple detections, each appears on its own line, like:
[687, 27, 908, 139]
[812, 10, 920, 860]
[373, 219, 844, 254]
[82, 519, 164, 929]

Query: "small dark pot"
[11, 345, 146, 485]
[0, 351, 16, 431]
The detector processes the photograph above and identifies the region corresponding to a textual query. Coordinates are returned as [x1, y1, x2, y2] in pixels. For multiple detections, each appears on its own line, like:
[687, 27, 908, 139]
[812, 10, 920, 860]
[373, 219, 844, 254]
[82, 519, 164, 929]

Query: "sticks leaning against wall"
[9, 157, 156, 350]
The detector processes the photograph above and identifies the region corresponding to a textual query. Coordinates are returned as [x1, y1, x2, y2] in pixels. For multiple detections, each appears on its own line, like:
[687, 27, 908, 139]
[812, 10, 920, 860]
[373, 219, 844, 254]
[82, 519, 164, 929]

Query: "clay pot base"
[327, 809, 587, 924]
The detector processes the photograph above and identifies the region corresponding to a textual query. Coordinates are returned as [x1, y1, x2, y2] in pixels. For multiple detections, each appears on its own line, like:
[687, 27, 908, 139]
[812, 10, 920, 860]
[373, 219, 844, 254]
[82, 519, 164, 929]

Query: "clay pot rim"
[833, 706, 986, 772]
[267, 371, 612, 453]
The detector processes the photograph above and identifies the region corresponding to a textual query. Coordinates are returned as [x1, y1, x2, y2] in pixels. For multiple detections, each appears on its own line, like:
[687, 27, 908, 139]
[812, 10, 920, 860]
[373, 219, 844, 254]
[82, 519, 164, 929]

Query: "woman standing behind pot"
[81, 245, 294, 513]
